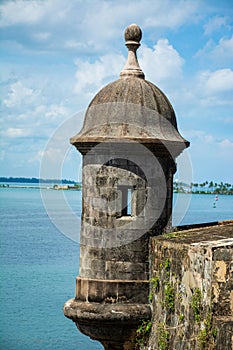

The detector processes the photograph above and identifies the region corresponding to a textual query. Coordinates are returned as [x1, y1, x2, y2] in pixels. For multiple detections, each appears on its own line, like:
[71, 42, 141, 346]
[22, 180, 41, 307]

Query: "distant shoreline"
[0, 177, 81, 191]
[0, 177, 78, 184]
[0, 184, 81, 191]
[0, 177, 232, 194]
[173, 190, 232, 195]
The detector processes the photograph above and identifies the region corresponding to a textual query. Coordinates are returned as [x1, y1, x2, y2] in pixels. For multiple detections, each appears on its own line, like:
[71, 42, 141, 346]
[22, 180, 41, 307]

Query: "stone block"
[88, 279, 105, 302]
[76, 277, 88, 301]
[117, 281, 149, 304]
[214, 316, 233, 350]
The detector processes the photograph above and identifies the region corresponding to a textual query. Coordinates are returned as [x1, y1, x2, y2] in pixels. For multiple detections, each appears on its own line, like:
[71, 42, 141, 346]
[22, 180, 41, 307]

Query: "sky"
[0, 0, 233, 183]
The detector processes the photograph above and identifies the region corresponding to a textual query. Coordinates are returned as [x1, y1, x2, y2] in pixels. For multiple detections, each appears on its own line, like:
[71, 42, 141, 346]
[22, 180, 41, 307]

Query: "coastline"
[0, 178, 232, 194]
[0, 184, 232, 194]
[0, 184, 81, 191]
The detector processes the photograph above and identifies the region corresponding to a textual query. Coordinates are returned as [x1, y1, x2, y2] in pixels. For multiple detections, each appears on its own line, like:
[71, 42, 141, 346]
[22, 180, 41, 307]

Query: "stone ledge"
[64, 298, 151, 322]
[64, 299, 152, 349]
[162, 221, 233, 244]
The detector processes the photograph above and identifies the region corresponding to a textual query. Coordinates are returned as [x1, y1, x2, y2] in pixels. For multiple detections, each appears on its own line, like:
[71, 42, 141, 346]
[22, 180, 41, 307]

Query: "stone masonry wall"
[146, 223, 233, 350]
[79, 154, 173, 281]
[80, 161, 149, 280]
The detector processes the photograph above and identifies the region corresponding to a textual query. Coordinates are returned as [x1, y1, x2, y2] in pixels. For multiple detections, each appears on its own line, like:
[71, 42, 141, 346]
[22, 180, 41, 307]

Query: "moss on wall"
[146, 224, 233, 350]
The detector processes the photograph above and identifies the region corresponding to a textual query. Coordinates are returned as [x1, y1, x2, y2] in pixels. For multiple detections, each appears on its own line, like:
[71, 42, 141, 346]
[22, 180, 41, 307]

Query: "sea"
[0, 184, 233, 350]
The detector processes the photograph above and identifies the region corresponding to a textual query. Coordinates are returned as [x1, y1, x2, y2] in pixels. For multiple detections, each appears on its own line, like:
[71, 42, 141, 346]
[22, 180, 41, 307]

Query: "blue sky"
[0, 0, 233, 183]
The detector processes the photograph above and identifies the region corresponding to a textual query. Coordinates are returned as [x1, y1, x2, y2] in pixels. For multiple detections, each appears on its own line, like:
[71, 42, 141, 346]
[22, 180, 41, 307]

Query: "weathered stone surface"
[64, 23, 189, 350]
[71, 105, 189, 158]
[148, 222, 233, 350]
[214, 317, 233, 350]
[64, 299, 151, 350]
[75, 277, 150, 304]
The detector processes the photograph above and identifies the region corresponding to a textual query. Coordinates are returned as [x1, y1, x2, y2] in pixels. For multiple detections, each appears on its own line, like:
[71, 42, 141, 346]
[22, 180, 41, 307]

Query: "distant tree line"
[0, 177, 78, 184]
[1, 177, 232, 194]
[174, 180, 233, 194]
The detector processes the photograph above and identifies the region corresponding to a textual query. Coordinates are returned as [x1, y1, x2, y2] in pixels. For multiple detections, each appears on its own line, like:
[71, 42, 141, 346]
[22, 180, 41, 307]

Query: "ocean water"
[173, 192, 233, 226]
[0, 186, 232, 350]
[0, 187, 103, 350]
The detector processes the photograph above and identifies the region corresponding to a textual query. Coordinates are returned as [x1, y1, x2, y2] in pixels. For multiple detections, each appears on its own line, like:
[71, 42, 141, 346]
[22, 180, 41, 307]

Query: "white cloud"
[0, 0, 232, 181]
[219, 138, 233, 153]
[74, 53, 125, 94]
[32, 148, 63, 166]
[186, 131, 233, 180]
[0, 0, 67, 27]
[5, 127, 31, 138]
[0, 0, 201, 54]
[204, 16, 230, 35]
[195, 35, 233, 64]
[0, 0, 47, 26]
[3, 81, 39, 107]
[211, 36, 233, 61]
[33, 32, 51, 41]
[28, 150, 44, 164]
[73, 39, 184, 100]
[143, 0, 199, 29]
[199, 69, 233, 94]
[140, 39, 184, 84]
[186, 130, 233, 155]
[192, 68, 233, 107]
[185, 130, 215, 144]
[45, 104, 69, 120]
[65, 40, 85, 49]
[0, 0, 200, 29]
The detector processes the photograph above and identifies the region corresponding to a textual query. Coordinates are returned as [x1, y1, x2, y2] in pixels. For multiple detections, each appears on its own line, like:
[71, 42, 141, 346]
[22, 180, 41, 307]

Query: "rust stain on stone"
[214, 260, 227, 282]
[212, 282, 220, 303]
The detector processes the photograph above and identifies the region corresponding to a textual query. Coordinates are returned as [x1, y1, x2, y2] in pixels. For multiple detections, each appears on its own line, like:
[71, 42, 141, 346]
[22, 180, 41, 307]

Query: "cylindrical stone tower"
[64, 24, 189, 350]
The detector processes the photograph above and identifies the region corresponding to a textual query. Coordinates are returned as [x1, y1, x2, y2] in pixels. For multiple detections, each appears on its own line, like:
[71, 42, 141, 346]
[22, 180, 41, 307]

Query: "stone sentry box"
[64, 24, 189, 350]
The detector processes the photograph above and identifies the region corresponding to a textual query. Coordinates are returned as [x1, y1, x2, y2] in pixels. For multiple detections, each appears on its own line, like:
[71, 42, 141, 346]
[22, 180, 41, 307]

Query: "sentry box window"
[118, 185, 133, 217]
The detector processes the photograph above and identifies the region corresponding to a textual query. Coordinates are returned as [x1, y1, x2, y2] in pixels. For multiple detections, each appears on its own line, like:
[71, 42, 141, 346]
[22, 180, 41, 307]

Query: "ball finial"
[120, 24, 144, 79]
[124, 24, 142, 43]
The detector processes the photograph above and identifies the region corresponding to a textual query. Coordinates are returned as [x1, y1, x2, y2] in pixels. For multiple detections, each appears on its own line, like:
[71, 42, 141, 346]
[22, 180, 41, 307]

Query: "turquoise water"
[0, 187, 232, 349]
[173, 192, 233, 226]
[0, 187, 103, 350]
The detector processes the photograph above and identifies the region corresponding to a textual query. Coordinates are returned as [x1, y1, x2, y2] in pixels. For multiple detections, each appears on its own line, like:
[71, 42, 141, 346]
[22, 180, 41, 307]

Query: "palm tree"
[189, 182, 193, 192]
[209, 181, 214, 192]
[193, 183, 198, 193]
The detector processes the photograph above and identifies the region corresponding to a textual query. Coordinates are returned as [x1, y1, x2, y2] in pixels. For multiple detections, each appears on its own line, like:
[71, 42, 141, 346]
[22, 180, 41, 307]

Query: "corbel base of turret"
[64, 299, 151, 350]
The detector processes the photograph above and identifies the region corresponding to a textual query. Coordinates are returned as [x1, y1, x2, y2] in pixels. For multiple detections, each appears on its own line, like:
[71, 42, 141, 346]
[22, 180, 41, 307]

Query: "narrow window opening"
[127, 188, 132, 215]
[120, 186, 132, 217]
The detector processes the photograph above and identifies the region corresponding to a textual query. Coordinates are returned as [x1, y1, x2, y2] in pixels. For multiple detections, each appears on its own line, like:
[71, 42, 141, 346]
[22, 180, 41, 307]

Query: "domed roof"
[87, 77, 178, 129]
[71, 24, 189, 156]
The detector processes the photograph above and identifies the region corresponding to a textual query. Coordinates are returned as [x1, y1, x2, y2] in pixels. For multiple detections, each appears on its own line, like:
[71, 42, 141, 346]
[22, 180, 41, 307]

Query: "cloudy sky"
[1, 0, 233, 183]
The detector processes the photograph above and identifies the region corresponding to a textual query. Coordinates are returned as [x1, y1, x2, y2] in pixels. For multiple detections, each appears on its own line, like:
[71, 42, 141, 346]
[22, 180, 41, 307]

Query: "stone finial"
[120, 24, 145, 79]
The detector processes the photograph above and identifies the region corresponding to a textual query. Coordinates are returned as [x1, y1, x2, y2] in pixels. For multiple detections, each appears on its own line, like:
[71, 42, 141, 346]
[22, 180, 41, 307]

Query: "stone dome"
[71, 24, 189, 156]
[86, 76, 178, 129]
